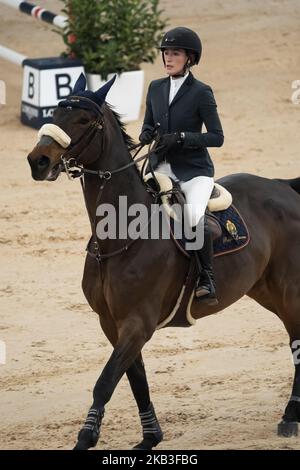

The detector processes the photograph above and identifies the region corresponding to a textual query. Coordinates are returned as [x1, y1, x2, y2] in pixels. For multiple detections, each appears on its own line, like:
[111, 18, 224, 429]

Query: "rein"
[57, 95, 163, 261]
[61, 146, 150, 181]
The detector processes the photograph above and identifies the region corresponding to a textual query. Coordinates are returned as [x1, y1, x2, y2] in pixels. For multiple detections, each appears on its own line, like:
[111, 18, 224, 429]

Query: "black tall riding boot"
[194, 221, 218, 305]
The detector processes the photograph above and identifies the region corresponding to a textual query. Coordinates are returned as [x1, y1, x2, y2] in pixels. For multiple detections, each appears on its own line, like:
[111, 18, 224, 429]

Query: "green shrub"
[58, 0, 168, 79]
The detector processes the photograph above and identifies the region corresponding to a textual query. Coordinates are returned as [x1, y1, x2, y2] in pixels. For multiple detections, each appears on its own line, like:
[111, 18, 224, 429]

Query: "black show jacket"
[141, 71, 224, 181]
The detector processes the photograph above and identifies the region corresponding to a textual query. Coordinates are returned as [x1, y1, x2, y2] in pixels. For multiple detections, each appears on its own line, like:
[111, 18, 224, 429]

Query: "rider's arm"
[183, 85, 224, 149]
[141, 82, 155, 135]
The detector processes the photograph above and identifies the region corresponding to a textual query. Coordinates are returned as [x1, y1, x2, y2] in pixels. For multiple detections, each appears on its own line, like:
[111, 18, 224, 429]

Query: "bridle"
[58, 95, 156, 180]
[53, 95, 164, 263]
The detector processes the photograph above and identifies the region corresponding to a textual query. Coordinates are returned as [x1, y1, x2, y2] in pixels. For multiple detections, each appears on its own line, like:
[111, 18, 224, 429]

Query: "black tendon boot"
[194, 221, 218, 305]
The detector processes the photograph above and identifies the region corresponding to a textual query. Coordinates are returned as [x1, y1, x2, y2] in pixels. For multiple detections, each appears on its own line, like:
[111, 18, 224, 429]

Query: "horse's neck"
[82, 118, 151, 240]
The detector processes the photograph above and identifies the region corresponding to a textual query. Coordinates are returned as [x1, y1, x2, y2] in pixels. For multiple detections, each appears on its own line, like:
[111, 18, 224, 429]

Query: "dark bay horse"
[27, 75, 300, 450]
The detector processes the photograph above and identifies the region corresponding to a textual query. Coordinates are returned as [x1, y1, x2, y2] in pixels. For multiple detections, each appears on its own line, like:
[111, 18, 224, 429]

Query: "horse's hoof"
[132, 433, 163, 450]
[277, 420, 298, 437]
[73, 408, 103, 450]
[73, 441, 88, 450]
[73, 429, 100, 450]
[73, 437, 98, 450]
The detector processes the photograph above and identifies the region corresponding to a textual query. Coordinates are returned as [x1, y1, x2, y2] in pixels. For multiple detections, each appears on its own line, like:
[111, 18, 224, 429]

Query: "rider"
[139, 27, 224, 304]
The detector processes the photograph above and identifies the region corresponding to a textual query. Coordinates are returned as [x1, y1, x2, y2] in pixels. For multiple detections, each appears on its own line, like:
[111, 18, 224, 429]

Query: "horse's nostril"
[37, 156, 50, 169]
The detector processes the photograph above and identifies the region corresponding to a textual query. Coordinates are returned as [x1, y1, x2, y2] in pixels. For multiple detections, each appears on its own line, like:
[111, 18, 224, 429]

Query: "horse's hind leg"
[278, 332, 300, 437]
[127, 354, 163, 450]
[248, 280, 300, 437]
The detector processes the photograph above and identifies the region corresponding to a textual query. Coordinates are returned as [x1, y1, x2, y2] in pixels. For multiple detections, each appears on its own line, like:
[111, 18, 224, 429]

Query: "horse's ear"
[72, 73, 87, 94]
[94, 75, 117, 105]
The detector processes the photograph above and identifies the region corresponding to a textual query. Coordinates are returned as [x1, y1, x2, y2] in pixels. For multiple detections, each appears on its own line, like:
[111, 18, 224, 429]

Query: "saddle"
[143, 172, 232, 242]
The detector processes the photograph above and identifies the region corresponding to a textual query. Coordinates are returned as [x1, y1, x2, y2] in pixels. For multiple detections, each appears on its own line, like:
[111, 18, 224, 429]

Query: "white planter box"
[86, 70, 144, 123]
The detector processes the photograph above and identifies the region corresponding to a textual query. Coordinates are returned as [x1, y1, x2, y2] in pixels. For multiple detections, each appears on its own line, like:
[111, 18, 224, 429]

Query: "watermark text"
[95, 196, 204, 250]
[0, 340, 6, 365]
[0, 80, 6, 105]
[292, 340, 300, 365]
[291, 80, 300, 104]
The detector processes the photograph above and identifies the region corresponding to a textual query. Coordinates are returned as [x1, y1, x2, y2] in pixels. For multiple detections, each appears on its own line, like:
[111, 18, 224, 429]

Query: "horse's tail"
[276, 177, 300, 195]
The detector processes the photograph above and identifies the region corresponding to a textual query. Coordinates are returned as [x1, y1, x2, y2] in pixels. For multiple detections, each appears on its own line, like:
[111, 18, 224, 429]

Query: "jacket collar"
[161, 71, 195, 109]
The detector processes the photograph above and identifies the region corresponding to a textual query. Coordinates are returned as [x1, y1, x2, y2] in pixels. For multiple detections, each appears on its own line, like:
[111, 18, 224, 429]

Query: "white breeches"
[156, 162, 214, 227]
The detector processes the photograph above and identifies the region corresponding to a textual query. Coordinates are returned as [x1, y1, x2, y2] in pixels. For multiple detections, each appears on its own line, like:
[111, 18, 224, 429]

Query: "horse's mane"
[106, 103, 135, 149]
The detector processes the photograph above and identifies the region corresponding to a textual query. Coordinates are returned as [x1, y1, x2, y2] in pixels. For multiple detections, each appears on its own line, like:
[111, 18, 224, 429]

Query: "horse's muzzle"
[27, 154, 49, 180]
[27, 154, 61, 181]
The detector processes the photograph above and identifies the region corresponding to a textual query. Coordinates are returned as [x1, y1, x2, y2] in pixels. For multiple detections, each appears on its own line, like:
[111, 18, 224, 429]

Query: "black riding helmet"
[159, 27, 202, 65]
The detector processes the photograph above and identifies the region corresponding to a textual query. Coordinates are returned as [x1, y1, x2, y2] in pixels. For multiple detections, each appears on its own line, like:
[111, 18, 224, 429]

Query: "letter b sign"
[55, 74, 73, 100]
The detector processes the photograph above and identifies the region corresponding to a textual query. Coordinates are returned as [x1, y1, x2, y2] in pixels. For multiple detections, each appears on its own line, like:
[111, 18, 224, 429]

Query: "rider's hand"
[155, 132, 183, 153]
[139, 129, 154, 145]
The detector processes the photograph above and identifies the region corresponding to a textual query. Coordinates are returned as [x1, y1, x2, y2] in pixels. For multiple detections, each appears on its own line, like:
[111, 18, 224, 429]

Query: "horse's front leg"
[126, 353, 163, 450]
[73, 320, 154, 450]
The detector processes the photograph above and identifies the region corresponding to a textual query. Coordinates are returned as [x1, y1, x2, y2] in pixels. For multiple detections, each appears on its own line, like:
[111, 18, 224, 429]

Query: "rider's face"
[163, 48, 187, 76]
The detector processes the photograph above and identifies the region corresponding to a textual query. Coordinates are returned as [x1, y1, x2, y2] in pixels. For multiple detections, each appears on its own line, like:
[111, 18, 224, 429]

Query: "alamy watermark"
[0, 340, 6, 365]
[291, 80, 300, 105]
[292, 340, 300, 366]
[0, 80, 6, 105]
[95, 196, 205, 250]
